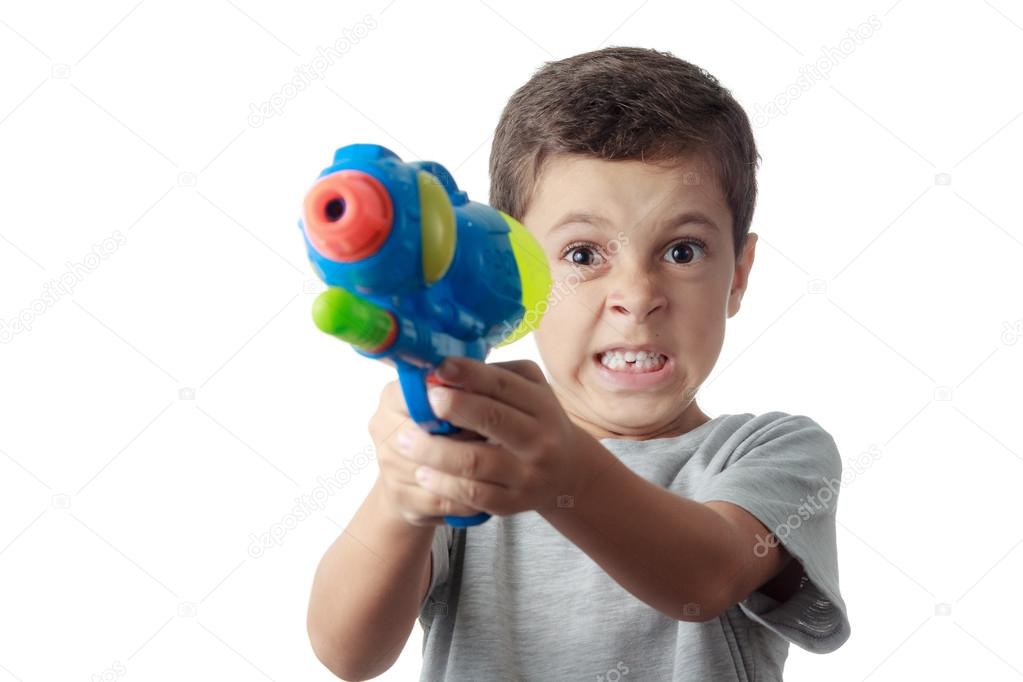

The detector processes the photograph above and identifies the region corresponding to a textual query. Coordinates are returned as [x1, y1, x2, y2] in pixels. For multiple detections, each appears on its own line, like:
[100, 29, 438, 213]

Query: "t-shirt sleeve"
[692, 413, 851, 653]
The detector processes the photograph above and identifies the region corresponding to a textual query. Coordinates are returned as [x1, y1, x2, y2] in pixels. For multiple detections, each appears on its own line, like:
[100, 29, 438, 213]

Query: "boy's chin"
[594, 400, 670, 427]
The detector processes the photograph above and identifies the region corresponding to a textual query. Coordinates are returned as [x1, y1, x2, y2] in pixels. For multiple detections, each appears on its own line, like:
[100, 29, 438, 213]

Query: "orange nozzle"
[303, 170, 393, 262]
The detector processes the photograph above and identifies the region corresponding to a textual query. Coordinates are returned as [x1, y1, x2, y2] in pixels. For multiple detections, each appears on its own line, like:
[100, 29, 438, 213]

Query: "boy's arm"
[307, 476, 435, 680]
[703, 499, 799, 604]
[539, 438, 791, 623]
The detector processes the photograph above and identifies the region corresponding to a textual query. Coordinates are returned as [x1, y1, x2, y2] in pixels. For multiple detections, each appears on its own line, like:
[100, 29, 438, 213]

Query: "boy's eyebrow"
[548, 211, 719, 235]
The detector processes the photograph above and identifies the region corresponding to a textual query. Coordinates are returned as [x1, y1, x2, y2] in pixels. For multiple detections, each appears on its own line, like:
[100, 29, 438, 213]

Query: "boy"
[307, 46, 850, 681]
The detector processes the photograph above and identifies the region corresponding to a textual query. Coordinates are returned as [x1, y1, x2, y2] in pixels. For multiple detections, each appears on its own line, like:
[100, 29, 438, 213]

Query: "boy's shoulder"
[698, 410, 841, 471]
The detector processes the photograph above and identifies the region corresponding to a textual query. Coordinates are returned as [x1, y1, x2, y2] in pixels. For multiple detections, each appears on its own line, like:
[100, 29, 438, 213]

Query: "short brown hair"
[488, 46, 760, 260]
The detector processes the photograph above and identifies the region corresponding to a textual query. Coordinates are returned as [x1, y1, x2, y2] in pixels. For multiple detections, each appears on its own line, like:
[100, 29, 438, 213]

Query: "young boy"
[307, 46, 850, 681]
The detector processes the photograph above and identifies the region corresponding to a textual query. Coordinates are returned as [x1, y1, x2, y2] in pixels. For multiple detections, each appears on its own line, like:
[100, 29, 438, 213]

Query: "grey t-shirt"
[417, 412, 851, 681]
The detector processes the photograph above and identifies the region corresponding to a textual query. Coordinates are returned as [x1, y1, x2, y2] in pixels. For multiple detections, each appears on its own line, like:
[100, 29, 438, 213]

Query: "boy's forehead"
[527, 153, 728, 230]
[544, 152, 711, 177]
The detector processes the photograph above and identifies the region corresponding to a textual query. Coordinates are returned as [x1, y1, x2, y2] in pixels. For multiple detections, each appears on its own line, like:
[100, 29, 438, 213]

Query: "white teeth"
[598, 349, 667, 372]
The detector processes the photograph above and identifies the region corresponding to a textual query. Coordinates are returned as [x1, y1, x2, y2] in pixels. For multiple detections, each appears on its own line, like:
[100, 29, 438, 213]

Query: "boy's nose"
[609, 298, 666, 322]
[607, 274, 668, 322]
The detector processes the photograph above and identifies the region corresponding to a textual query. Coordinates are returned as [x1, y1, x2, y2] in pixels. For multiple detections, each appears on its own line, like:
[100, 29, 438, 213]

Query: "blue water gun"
[298, 143, 552, 527]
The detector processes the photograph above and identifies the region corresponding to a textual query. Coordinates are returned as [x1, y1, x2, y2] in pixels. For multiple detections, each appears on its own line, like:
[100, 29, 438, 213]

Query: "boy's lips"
[589, 351, 675, 388]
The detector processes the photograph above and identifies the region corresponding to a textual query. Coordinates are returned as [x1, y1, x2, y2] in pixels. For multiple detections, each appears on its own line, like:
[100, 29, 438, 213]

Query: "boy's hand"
[370, 379, 487, 527]
[396, 357, 591, 517]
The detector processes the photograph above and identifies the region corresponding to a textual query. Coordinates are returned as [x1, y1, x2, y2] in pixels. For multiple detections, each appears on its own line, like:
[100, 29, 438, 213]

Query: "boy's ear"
[727, 232, 757, 318]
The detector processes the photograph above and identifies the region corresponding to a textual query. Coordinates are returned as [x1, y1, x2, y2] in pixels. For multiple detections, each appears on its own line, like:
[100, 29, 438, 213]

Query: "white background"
[2, 1, 1022, 680]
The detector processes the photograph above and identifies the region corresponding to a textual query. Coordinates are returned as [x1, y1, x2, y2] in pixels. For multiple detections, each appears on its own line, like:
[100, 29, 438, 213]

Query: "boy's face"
[521, 153, 757, 441]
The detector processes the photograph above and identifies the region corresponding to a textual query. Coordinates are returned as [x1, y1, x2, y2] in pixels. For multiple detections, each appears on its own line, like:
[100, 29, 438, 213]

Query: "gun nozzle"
[313, 287, 397, 352]
[303, 170, 393, 262]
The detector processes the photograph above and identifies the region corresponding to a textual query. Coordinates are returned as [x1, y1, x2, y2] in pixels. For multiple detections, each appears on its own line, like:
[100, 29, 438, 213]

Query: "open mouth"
[595, 349, 669, 374]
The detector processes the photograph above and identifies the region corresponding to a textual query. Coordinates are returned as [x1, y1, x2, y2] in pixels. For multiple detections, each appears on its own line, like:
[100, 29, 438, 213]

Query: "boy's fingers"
[446, 428, 487, 442]
[380, 442, 485, 518]
[398, 481, 484, 519]
[437, 357, 546, 419]
[429, 388, 535, 454]
[488, 359, 547, 383]
[405, 432, 518, 489]
[381, 380, 407, 409]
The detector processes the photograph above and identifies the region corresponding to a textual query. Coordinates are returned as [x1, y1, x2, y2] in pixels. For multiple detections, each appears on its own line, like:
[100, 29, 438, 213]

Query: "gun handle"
[395, 360, 491, 528]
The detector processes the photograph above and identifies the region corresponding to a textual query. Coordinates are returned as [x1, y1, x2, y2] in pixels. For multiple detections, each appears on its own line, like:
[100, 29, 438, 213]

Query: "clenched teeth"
[599, 349, 667, 372]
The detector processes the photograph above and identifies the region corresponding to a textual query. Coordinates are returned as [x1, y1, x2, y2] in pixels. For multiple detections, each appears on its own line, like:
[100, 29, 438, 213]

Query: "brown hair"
[488, 46, 760, 260]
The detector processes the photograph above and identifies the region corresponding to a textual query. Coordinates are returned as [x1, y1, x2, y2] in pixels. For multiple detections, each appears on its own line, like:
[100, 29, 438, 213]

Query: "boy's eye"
[562, 243, 603, 267]
[559, 239, 708, 267]
[663, 239, 708, 265]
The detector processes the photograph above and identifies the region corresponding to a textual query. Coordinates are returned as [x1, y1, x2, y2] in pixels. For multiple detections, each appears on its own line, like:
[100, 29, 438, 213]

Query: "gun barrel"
[303, 170, 393, 262]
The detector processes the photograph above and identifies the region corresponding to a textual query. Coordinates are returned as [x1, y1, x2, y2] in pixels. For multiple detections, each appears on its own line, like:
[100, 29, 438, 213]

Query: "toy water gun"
[298, 143, 552, 527]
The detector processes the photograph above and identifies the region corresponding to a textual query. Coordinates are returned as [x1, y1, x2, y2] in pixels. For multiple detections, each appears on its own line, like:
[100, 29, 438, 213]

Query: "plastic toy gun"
[298, 143, 552, 527]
